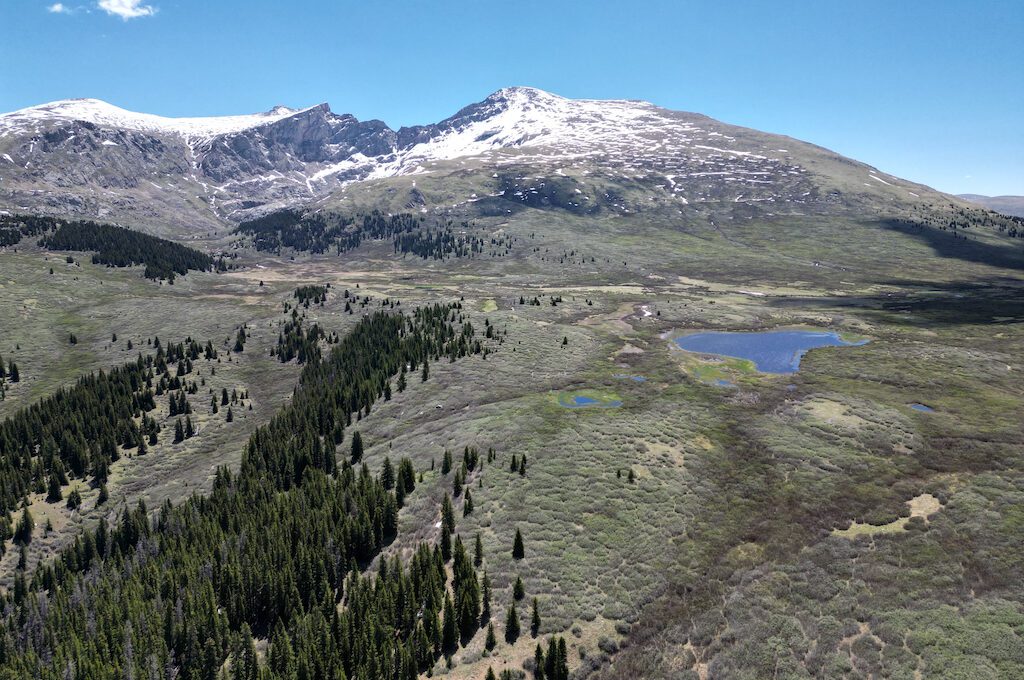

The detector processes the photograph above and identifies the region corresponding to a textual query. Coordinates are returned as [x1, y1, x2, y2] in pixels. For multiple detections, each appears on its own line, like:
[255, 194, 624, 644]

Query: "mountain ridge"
[0, 87, 967, 233]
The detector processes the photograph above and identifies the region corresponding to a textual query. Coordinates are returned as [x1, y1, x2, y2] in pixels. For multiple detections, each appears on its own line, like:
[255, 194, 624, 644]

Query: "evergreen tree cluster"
[294, 284, 329, 307]
[0, 303, 498, 679]
[237, 208, 509, 261]
[0, 213, 64, 247]
[274, 311, 326, 364]
[0, 336, 211, 515]
[38, 220, 214, 281]
[0, 356, 154, 515]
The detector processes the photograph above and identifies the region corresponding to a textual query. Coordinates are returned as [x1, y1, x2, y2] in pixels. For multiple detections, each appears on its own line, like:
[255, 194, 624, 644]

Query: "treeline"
[237, 209, 504, 261]
[0, 303, 500, 679]
[40, 220, 215, 280]
[0, 338, 208, 516]
[0, 213, 62, 247]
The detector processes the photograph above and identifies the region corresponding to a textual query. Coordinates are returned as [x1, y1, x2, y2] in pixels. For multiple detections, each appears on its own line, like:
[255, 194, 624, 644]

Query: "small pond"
[559, 394, 623, 408]
[612, 374, 647, 382]
[675, 330, 867, 374]
[909, 403, 934, 413]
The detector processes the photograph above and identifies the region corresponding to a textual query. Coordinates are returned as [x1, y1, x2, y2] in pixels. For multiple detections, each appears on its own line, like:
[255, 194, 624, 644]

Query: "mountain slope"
[0, 88, 964, 234]
[958, 194, 1024, 217]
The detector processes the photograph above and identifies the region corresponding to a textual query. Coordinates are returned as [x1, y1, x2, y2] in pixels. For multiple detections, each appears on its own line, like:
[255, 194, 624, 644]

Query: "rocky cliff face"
[0, 88, 954, 234]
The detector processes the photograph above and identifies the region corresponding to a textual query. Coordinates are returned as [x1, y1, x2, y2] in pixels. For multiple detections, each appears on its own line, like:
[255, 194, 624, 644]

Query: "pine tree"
[441, 493, 455, 534]
[545, 637, 558, 680]
[556, 637, 568, 680]
[513, 528, 525, 559]
[441, 526, 452, 563]
[174, 418, 185, 443]
[185, 416, 195, 438]
[211, 395, 218, 413]
[381, 457, 395, 490]
[441, 449, 453, 474]
[485, 622, 497, 651]
[14, 507, 32, 545]
[534, 644, 546, 680]
[9, 362, 19, 382]
[441, 593, 458, 656]
[350, 431, 363, 463]
[474, 532, 484, 566]
[226, 407, 233, 423]
[397, 370, 407, 393]
[486, 667, 497, 680]
[97, 482, 109, 506]
[514, 576, 525, 601]
[505, 602, 520, 643]
[421, 357, 429, 382]
[530, 597, 541, 637]
[46, 473, 63, 503]
[481, 571, 492, 623]
[66, 487, 82, 511]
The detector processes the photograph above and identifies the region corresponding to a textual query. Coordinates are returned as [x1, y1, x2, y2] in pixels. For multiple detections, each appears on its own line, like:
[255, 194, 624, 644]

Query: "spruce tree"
[350, 431, 363, 463]
[534, 644, 546, 679]
[421, 357, 429, 382]
[514, 576, 525, 601]
[513, 528, 525, 559]
[441, 593, 458, 656]
[485, 622, 497, 651]
[530, 597, 541, 637]
[174, 418, 185, 443]
[46, 473, 62, 503]
[481, 571, 492, 623]
[381, 457, 395, 490]
[441, 493, 455, 534]
[505, 601, 520, 643]
[13, 507, 32, 545]
[474, 532, 484, 566]
[8, 362, 19, 382]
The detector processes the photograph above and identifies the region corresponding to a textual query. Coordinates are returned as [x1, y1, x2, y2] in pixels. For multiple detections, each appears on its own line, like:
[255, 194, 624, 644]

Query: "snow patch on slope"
[0, 98, 311, 144]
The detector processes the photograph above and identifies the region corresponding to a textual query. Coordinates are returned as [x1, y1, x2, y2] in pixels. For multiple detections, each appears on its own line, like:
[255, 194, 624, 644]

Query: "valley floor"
[1, 209, 1022, 679]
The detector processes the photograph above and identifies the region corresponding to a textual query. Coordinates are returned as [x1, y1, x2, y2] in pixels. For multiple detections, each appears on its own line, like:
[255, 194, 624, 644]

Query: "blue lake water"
[909, 403, 934, 412]
[675, 330, 867, 374]
[559, 394, 623, 408]
[613, 374, 647, 382]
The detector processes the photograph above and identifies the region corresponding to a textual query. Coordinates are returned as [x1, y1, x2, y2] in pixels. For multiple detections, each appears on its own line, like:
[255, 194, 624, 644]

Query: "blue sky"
[2, 0, 1022, 195]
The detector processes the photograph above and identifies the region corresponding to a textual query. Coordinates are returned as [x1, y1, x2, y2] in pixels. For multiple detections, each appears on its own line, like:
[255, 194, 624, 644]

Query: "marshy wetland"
[1, 201, 1023, 680]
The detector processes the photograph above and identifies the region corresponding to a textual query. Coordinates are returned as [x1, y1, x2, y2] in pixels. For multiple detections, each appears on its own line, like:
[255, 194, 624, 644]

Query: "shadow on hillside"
[879, 219, 1024, 272]
[771, 277, 1024, 326]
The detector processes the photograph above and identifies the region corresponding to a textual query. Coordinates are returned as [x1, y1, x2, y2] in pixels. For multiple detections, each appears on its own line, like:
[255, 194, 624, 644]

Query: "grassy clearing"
[2, 194, 1024, 677]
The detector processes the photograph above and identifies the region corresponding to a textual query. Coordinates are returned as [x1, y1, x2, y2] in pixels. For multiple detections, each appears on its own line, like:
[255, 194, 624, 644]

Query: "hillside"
[0, 88, 971, 233]
[0, 89, 1023, 680]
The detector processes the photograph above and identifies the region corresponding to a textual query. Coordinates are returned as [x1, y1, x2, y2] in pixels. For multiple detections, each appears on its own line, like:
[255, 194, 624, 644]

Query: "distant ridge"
[958, 194, 1024, 217]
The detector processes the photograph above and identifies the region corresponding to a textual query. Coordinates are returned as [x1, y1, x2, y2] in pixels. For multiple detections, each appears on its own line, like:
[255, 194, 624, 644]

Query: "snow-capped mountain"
[0, 87, 947, 232]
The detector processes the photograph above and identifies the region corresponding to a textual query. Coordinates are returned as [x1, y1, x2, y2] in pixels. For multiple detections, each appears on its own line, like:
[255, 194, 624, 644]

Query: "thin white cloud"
[97, 0, 157, 19]
[47, 3, 71, 13]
